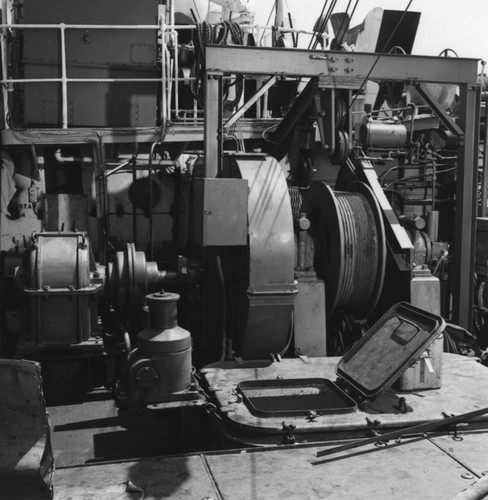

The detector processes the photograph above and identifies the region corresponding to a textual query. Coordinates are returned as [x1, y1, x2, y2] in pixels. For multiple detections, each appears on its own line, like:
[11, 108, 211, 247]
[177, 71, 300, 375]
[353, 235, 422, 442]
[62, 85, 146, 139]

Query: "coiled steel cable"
[334, 191, 380, 311]
[302, 181, 386, 318]
[191, 21, 244, 108]
[288, 186, 305, 222]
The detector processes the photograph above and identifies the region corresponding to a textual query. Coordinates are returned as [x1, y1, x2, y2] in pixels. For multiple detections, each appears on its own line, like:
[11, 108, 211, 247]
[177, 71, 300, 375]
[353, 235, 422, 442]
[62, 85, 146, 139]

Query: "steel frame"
[204, 45, 481, 330]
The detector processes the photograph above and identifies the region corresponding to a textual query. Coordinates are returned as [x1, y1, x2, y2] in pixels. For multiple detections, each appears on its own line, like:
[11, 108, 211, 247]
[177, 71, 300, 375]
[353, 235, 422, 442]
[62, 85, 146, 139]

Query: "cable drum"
[288, 187, 305, 222]
[302, 181, 386, 318]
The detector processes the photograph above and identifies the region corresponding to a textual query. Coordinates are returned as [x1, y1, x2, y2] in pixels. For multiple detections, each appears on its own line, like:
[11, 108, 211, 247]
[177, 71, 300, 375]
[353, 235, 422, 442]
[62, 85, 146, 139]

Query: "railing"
[0, 20, 164, 129]
[0, 0, 316, 132]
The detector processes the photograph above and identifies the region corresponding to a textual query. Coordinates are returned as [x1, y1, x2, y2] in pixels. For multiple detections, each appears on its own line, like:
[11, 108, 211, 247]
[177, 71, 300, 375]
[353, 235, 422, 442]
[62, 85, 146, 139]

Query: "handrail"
[60, 23, 67, 128]
[0, 0, 284, 132]
[0, 19, 166, 130]
[0, 24, 161, 29]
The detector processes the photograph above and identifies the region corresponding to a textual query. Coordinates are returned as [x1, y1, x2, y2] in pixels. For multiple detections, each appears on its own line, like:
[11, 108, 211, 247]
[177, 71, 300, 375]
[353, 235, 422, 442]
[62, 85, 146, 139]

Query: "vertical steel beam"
[204, 73, 223, 178]
[452, 83, 481, 330]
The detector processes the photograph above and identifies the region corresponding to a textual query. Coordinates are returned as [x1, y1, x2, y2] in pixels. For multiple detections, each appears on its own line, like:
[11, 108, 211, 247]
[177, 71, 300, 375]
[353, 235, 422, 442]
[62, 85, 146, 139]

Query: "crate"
[393, 334, 443, 391]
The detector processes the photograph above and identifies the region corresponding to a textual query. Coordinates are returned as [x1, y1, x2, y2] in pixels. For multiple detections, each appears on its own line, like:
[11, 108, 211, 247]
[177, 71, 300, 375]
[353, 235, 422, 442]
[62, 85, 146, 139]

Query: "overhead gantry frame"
[203, 45, 480, 331]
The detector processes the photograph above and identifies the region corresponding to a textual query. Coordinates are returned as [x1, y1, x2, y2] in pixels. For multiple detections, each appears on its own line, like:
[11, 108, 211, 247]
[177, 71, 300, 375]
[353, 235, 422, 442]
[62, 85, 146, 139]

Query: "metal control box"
[192, 177, 248, 246]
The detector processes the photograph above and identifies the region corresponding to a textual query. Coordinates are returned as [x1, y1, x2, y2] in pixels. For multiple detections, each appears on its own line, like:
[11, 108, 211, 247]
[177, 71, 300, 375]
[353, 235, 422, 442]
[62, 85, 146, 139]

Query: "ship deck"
[43, 353, 488, 499]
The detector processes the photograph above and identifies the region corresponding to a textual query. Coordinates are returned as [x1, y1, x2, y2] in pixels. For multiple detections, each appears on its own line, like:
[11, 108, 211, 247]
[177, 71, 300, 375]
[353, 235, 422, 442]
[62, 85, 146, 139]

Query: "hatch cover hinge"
[281, 422, 297, 445]
[442, 412, 468, 441]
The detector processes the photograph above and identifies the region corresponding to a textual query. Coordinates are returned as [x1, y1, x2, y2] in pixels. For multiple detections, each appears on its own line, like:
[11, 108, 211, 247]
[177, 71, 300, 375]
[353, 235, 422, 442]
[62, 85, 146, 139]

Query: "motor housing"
[123, 291, 192, 406]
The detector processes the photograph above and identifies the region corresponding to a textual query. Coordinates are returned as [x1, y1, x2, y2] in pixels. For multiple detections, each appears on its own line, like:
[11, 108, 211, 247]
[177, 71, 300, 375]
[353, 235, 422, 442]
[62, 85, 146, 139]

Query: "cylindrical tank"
[127, 291, 192, 405]
[24, 232, 101, 345]
[28, 232, 91, 289]
[359, 119, 408, 149]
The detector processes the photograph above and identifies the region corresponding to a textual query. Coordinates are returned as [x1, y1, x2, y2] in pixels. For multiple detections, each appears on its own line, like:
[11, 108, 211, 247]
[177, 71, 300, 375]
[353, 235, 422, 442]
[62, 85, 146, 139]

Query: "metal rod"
[415, 83, 464, 137]
[171, 2, 179, 118]
[161, 11, 168, 126]
[0, 23, 161, 29]
[423, 433, 482, 479]
[0, 6, 9, 130]
[104, 159, 132, 178]
[1, 78, 164, 84]
[174, 30, 180, 116]
[0, 22, 317, 36]
[60, 23, 68, 128]
[132, 154, 138, 247]
[148, 141, 162, 261]
[313, 405, 488, 462]
[168, 57, 174, 119]
[0, 76, 234, 84]
[432, 157, 437, 212]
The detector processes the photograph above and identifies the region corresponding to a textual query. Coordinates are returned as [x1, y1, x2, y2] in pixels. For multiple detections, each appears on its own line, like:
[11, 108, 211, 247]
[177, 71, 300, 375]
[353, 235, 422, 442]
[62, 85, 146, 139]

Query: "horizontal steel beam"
[206, 46, 479, 85]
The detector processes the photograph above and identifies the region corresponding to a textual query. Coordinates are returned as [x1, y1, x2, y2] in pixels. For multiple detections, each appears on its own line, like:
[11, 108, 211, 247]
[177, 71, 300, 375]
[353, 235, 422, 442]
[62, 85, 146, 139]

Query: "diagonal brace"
[414, 82, 464, 137]
[224, 75, 277, 129]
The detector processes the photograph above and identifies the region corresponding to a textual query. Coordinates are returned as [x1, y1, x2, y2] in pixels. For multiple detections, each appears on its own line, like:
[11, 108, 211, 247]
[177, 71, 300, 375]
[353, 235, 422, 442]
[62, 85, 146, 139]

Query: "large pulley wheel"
[110, 243, 148, 322]
[329, 130, 350, 165]
[302, 181, 386, 318]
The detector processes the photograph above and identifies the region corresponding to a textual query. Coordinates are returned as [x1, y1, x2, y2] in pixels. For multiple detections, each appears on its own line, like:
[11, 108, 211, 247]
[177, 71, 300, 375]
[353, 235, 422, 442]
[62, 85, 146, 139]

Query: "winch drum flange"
[109, 243, 166, 325]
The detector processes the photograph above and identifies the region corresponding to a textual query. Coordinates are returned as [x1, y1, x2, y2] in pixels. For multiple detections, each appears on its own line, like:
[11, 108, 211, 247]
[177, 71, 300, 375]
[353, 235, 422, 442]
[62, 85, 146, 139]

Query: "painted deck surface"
[49, 354, 488, 498]
[202, 353, 488, 443]
[54, 432, 488, 499]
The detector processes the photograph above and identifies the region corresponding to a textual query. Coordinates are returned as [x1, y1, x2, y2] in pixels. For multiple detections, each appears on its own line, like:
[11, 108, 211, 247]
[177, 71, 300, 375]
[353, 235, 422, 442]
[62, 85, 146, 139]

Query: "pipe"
[88, 138, 108, 264]
[148, 144, 156, 261]
[123, 331, 132, 359]
[54, 149, 93, 163]
[216, 253, 228, 362]
[172, 165, 181, 247]
[161, 9, 167, 130]
[454, 474, 488, 500]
